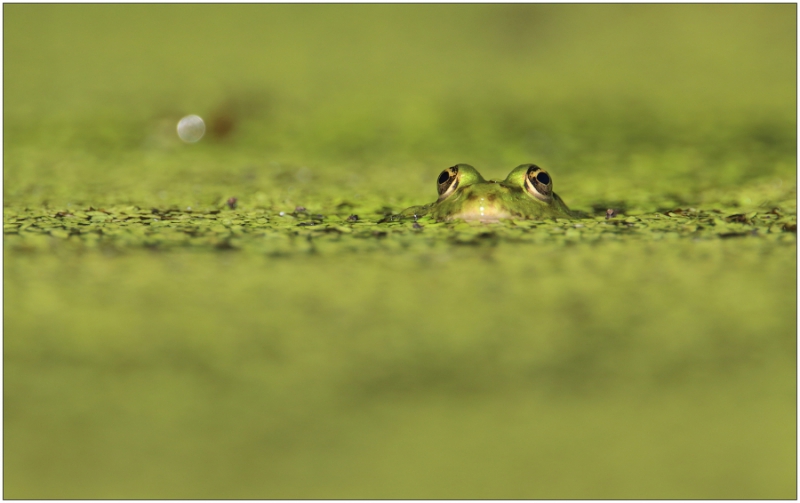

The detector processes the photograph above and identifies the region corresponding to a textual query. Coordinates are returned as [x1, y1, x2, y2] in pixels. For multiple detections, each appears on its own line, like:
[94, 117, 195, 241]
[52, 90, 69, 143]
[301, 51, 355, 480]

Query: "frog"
[394, 163, 574, 222]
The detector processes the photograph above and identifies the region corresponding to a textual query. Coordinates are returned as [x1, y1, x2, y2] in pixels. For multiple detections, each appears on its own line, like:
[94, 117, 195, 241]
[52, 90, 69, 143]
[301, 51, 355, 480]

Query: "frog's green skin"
[398, 164, 574, 222]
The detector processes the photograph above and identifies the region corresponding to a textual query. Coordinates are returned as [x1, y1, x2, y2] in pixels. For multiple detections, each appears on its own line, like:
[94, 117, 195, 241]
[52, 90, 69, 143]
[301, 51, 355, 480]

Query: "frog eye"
[436, 165, 460, 200]
[524, 165, 553, 201]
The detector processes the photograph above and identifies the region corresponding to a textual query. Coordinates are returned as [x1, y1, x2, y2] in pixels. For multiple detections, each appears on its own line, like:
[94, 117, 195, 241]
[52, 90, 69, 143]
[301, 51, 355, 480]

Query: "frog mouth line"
[448, 206, 513, 222]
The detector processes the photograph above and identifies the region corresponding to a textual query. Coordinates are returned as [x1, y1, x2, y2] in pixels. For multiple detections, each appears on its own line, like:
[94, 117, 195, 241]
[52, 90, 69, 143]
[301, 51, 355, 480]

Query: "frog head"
[400, 163, 572, 222]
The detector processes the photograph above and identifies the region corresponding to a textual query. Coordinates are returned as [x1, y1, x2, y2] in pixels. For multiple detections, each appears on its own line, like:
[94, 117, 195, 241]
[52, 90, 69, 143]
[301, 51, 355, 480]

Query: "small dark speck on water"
[413, 222, 423, 229]
[725, 213, 749, 223]
[347, 215, 359, 222]
[606, 209, 617, 219]
[226, 197, 238, 209]
[782, 223, 796, 233]
[295, 206, 306, 213]
[215, 240, 235, 250]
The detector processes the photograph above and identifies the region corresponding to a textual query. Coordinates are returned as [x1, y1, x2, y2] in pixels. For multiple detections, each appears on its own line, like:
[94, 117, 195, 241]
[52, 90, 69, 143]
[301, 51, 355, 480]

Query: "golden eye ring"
[436, 165, 460, 200]
[524, 165, 553, 201]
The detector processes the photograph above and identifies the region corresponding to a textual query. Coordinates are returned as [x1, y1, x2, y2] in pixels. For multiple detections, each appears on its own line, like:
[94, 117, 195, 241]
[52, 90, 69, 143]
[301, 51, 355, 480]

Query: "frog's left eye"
[436, 165, 460, 200]
[524, 165, 553, 201]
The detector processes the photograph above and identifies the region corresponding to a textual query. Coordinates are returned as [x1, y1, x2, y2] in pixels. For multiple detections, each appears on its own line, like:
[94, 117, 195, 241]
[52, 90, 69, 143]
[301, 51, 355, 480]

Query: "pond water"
[4, 4, 796, 498]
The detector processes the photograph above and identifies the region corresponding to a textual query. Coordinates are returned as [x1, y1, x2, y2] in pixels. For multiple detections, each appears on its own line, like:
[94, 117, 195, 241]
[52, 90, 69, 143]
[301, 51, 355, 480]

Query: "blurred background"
[4, 4, 797, 498]
[4, 4, 796, 210]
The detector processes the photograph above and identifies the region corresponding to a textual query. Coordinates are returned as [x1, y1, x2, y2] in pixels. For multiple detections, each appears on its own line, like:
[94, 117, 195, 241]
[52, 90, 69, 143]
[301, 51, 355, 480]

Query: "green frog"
[396, 164, 574, 222]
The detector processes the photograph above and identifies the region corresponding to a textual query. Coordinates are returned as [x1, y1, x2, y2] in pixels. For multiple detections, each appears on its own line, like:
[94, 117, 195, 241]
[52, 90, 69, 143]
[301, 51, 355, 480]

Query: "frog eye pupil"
[438, 171, 450, 185]
[536, 172, 550, 185]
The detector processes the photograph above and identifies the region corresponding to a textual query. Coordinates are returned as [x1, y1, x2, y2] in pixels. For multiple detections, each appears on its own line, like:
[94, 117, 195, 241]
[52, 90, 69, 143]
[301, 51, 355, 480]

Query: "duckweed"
[4, 4, 796, 499]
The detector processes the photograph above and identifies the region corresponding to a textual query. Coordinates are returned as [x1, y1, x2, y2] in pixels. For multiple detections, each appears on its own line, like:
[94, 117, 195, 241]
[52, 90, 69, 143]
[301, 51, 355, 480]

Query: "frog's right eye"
[524, 165, 553, 202]
[436, 165, 460, 200]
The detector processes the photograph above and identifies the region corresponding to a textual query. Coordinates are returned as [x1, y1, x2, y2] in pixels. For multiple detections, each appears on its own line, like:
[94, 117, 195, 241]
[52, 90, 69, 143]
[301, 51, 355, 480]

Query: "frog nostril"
[536, 172, 550, 185]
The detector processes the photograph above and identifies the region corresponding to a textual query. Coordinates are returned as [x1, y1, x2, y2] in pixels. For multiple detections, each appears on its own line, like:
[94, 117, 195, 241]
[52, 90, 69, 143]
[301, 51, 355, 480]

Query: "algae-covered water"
[4, 4, 797, 498]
